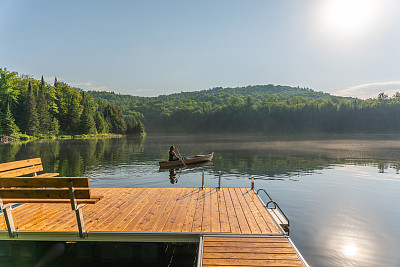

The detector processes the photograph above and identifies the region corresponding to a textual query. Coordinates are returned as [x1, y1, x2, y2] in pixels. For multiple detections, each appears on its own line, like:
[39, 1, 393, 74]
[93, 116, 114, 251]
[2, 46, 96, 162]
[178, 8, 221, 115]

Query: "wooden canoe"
[159, 152, 214, 168]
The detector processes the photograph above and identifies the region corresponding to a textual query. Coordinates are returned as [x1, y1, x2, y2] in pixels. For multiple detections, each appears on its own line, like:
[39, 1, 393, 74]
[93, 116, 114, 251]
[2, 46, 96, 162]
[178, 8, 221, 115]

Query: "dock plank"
[223, 188, 241, 233]
[228, 188, 251, 233]
[151, 188, 186, 232]
[211, 188, 221, 232]
[181, 188, 202, 232]
[240, 188, 272, 233]
[111, 188, 153, 231]
[202, 258, 303, 266]
[218, 189, 231, 232]
[139, 188, 182, 232]
[119, 188, 158, 232]
[97, 188, 146, 230]
[249, 190, 282, 233]
[164, 188, 197, 232]
[234, 188, 261, 233]
[123, 188, 164, 230]
[133, 188, 173, 232]
[202, 188, 212, 232]
[191, 188, 206, 232]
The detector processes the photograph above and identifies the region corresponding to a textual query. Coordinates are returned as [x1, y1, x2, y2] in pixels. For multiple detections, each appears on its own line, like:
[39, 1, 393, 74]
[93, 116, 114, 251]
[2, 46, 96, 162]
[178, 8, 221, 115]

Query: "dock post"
[202, 171, 204, 190]
[251, 177, 254, 190]
[218, 172, 221, 190]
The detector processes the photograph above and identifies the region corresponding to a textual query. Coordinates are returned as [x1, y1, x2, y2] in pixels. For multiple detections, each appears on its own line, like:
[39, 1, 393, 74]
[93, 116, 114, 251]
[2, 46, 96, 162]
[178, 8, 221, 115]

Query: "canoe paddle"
[176, 146, 186, 166]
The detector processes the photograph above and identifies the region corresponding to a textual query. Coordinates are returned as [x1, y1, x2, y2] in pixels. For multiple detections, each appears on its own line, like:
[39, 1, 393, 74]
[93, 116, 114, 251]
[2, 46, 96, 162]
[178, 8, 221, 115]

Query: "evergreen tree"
[78, 92, 97, 134]
[79, 105, 97, 134]
[0, 109, 3, 134]
[26, 81, 39, 136]
[37, 75, 51, 134]
[94, 111, 108, 133]
[49, 117, 60, 136]
[103, 104, 126, 134]
[57, 82, 82, 133]
[1, 103, 20, 136]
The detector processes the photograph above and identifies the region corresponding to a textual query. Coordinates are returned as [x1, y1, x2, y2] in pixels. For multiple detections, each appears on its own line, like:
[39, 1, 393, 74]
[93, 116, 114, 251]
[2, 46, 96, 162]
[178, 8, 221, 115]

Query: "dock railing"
[199, 172, 290, 234]
[257, 188, 290, 234]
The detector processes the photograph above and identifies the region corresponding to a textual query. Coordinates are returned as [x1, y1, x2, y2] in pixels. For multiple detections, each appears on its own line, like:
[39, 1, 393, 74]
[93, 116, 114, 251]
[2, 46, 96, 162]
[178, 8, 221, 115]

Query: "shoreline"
[0, 133, 132, 144]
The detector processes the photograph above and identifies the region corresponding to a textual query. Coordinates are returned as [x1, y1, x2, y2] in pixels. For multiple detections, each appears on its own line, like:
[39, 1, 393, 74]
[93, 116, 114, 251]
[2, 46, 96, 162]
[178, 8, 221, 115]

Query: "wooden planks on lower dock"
[0, 187, 282, 234]
[202, 236, 304, 267]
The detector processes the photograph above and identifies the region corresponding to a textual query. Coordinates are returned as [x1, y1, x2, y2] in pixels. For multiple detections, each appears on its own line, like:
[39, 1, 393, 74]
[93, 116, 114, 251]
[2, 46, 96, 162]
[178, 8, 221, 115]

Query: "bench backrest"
[0, 158, 44, 177]
[0, 177, 91, 201]
[0, 176, 94, 239]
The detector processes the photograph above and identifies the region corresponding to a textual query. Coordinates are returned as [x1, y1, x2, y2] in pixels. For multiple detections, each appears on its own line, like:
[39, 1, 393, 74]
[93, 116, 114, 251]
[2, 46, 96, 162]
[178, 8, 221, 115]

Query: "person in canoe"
[169, 146, 180, 161]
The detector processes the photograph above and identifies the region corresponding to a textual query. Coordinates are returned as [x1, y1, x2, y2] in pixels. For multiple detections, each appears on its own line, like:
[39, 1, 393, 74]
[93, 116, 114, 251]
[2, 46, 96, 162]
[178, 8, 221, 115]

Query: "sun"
[343, 243, 359, 257]
[317, 0, 380, 38]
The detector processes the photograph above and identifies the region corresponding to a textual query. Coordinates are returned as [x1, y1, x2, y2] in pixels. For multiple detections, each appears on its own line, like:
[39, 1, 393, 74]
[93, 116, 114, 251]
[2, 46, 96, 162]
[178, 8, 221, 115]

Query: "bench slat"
[0, 177, 89, 188]
[1, 198, 100, 204]
[0, 166, 44, 177]
[0, 158, 42, 172]
[0, 188, 91, 199]
[36, 173, 60, 177]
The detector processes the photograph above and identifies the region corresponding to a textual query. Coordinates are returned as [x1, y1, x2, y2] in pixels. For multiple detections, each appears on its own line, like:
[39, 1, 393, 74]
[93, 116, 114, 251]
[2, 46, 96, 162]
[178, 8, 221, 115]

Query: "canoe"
[159, 152, 214, 168]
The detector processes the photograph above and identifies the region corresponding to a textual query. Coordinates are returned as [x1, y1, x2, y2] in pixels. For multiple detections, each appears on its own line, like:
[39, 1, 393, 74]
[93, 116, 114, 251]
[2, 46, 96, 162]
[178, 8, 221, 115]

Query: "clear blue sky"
[1, 0, 399, 98]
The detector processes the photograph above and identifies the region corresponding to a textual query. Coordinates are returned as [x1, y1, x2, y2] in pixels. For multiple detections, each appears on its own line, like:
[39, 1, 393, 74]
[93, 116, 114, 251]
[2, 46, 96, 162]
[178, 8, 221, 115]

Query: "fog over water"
[0, 134, 399, 266]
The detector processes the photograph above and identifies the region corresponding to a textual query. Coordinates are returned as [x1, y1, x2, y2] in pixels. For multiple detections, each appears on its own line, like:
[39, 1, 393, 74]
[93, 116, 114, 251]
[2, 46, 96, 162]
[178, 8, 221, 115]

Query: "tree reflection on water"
[0, 137, 145, 177]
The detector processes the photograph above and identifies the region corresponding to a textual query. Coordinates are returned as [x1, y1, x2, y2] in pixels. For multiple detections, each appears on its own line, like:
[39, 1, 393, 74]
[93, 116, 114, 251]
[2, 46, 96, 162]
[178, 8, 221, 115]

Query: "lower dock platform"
[200, 236, 305, 266]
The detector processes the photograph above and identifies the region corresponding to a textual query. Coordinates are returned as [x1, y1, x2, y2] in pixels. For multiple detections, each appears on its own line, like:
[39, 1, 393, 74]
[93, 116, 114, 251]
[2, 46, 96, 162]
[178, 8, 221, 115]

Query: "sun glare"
[343, 243, 359, 257]
[317, 0, 380, 38]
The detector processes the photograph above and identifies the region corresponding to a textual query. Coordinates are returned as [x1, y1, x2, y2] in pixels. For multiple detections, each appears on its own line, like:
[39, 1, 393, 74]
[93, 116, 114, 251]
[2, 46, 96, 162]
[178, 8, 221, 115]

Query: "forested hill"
[167, 85, 334, 100]
[88, 85, 400, 134]
[89, 84, 333, 108]
[88, 84, 338, 130]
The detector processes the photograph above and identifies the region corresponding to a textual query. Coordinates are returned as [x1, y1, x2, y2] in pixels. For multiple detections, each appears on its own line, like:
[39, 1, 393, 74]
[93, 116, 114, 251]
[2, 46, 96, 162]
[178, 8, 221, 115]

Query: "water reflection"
[1, 135, 400, 266]
[0, 137, 145, 177]
[168, 168, 178, 184]
[2, 135, 400, 180]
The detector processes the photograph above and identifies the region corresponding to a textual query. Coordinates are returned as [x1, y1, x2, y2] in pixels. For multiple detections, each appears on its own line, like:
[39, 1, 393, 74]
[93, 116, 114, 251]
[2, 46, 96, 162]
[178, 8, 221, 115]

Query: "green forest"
[3, 67, 400, 137]
[0, 68, 145, 139]
[89, 85, 400, 134]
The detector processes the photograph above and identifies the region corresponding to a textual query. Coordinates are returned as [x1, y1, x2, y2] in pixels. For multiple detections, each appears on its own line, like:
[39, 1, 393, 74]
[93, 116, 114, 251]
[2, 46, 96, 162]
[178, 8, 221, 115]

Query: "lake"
[1, 134, 400, 266]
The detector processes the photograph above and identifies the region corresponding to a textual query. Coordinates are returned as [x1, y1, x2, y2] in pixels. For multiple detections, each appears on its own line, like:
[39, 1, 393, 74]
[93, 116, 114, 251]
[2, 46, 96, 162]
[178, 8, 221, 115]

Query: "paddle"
[175, 146, 186, 166]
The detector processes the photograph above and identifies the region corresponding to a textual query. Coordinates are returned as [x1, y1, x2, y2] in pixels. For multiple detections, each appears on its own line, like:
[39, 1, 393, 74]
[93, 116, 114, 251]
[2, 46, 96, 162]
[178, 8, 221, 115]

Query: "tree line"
[0, 68, 145, 138]
[4, 67, 399, 136]
[89, 85, 400, 134]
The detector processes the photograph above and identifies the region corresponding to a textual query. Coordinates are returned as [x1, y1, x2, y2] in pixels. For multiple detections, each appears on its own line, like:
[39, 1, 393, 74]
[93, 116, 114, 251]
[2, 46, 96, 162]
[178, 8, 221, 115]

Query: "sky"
[1, 0, 399, 98]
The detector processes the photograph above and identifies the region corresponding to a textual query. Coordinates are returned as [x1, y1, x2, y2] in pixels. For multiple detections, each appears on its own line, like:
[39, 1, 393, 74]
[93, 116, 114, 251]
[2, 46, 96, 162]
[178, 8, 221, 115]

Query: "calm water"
[1, 134, 400, 266]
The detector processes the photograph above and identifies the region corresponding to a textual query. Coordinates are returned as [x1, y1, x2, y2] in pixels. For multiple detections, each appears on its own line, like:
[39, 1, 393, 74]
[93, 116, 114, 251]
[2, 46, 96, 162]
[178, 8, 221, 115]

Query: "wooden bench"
[0, 177, 101, 238]
[0, 158, 59, 177]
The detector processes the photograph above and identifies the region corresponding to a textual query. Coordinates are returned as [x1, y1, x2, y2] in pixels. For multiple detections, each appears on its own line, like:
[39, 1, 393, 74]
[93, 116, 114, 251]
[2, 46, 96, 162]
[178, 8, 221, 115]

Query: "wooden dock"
[0, 187, 308, 266]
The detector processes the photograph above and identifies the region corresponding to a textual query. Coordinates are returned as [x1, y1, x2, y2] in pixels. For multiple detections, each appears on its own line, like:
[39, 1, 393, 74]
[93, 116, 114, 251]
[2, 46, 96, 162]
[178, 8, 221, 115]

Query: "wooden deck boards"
[202, 236, 304, 267]
[0, 187, 282, 234]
